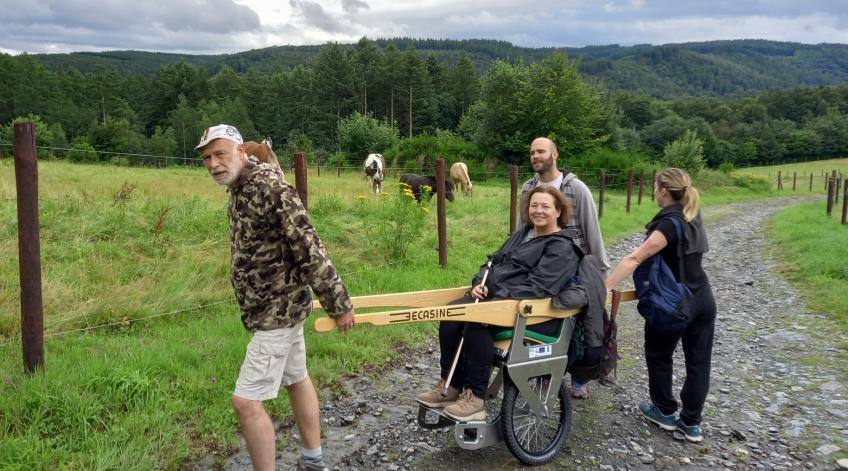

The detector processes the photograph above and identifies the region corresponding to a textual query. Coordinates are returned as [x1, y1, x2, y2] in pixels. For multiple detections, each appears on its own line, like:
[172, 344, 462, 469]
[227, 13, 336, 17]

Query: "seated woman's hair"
[522, 185, 572, 228]
[656, 167, 701, 221]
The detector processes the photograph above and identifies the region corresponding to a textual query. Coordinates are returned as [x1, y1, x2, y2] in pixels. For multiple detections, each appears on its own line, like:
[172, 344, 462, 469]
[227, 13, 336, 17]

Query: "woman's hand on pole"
[471, 284, 488, 300]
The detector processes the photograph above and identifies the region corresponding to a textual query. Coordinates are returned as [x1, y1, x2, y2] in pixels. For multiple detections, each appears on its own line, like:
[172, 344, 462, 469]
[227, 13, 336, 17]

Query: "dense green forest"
[1, 37, 847, 172]
[30, 39, 848, 98]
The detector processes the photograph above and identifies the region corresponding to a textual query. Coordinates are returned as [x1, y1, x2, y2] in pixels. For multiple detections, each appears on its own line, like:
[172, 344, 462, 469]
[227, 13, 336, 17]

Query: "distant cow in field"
[400, 173, 455, 202]
[450, 162, 473, 196]
[245, 136, 283, 176]
[364, 153, 386, 193]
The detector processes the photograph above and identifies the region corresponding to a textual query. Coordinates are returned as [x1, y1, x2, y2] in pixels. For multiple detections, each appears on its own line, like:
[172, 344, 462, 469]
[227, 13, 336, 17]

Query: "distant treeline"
[1, 38, 847, 170]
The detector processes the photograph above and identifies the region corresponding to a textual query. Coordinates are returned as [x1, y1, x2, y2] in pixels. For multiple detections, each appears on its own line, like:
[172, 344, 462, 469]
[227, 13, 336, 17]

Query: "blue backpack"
[633, 217, 694, 336]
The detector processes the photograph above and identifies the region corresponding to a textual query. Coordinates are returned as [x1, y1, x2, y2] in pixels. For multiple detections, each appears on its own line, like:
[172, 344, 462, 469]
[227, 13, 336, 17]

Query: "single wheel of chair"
[501, 375, 571, 465]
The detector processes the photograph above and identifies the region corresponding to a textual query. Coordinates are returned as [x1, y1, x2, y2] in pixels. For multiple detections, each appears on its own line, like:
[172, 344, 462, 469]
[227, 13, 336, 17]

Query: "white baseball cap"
[195, 124, 243, 150]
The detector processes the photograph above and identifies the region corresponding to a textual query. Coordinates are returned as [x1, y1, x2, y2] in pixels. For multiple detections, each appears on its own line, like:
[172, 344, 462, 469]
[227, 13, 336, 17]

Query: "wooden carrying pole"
[14, 122, 44, 373]
[313, 288, 638, 332]
[435, 158, 447, 268]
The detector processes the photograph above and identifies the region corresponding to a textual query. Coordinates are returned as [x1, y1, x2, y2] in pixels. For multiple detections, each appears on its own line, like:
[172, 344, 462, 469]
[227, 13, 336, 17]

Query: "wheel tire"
[501, 376, 571, 465]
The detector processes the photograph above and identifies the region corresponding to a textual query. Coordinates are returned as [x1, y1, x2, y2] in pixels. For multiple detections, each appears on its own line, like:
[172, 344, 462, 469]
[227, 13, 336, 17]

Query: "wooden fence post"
[336, 162, 340, 177]
[836, 177, 842, 205]
[294, 152, 308, 211]
[598, 169, 606, 219]
[650, 169, 656, 201]
[509, 165, 518, 233]
[436, 158, 447, 268]
[826, 177, 835, 217]
[637, 169, 644, 205]
[777, 171, 783, 190]
[13, 122, 45, 373]
[792, 172, 797, 191]
[625, 169, 633, 213]
[810, 173, 814, 192]
[842, 182, 848, 225]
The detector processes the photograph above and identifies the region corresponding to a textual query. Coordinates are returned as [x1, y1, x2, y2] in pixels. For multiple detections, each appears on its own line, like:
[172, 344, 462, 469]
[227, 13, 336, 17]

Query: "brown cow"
[449, 162, 472, 196]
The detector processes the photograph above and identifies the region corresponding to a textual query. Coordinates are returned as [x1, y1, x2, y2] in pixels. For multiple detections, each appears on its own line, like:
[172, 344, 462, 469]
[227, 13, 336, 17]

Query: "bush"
[568, 148, 655, 187]
[366, 182, 432, 262]
[67, 137, 98, 163]
[661, 130, 705, 177]
[718, 162, 736, 175]
[383, 131, 485, 173]
[337, 112, 399, 165]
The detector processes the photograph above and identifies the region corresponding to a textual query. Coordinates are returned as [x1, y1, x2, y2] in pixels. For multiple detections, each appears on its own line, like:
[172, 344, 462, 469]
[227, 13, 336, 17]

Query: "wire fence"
[3, 142, 842, 348]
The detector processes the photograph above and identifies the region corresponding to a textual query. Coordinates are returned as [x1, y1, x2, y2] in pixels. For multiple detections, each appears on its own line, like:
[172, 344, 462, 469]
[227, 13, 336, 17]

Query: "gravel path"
[190, 196, 848, 471]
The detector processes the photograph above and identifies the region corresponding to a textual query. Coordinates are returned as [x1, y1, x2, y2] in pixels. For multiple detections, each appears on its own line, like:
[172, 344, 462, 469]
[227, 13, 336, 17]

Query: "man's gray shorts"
[233, 321, 308, 401]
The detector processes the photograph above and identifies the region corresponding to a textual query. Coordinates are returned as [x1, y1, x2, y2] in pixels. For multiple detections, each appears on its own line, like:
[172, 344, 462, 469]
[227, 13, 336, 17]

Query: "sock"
[572, 380, 583, 388]
[301, 446, 323, 462]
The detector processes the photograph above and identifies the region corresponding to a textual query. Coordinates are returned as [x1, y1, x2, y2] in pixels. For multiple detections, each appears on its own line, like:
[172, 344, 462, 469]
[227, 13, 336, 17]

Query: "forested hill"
[30, 39, 848, 98]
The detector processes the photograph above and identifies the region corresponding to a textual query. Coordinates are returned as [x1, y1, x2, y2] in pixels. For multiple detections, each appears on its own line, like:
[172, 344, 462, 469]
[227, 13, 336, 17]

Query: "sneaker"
[638, 402, 677, 431]
[674, 419, 704, 443]
[415, 380, 460, 408]
[443, 389, 486, 421]
[292, 457, 329, 471]
[570, 381, 589, 399]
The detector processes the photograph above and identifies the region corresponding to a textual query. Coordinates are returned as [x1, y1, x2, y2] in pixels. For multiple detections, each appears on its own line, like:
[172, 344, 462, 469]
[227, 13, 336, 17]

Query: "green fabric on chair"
[493, 320, 563, 344]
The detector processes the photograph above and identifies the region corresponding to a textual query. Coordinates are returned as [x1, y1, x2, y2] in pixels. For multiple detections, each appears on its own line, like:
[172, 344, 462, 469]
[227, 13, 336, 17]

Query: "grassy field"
[0, 158, 829, 470]
[734, 157, 848, 189]
[767, 202, 848, 332]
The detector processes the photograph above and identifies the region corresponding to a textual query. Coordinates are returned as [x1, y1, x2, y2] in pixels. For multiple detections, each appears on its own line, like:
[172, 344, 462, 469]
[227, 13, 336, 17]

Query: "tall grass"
[0, 158, 810, 469]
[767, 202, 848, 330]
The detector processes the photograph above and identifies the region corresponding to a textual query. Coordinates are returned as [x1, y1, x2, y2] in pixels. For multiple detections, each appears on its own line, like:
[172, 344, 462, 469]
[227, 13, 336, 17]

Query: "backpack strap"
[669, 217, 687, 285]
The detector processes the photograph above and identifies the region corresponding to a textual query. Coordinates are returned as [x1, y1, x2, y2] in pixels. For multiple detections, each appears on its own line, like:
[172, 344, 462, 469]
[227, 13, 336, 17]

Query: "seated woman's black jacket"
[471, 225, 580, 300]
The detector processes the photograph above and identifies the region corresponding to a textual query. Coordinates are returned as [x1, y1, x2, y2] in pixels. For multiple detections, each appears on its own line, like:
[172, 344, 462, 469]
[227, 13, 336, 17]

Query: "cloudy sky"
[1, 0, 846, 55]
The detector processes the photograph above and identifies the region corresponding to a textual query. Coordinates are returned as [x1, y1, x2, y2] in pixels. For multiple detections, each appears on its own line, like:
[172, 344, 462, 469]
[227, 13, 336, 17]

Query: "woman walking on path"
[604, 168, 716, 443]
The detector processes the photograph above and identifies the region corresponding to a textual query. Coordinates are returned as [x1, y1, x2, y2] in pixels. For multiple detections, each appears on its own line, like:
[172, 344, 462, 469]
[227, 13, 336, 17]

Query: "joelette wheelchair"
[313, 287, 633, 466]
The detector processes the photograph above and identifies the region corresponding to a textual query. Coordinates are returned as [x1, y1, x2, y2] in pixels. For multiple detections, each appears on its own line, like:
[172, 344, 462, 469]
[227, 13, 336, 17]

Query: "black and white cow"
[364, 153, 386, 193]
[400, 173, 455, 202]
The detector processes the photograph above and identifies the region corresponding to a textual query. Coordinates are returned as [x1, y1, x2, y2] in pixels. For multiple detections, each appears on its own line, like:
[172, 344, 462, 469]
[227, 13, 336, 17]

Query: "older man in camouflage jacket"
[197, 124, 355, 471]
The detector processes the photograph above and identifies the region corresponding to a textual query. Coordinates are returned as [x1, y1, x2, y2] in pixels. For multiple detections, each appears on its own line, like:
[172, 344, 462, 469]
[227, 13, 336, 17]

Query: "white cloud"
[0, 0, 846, 54]
[603, 0, 645, 13]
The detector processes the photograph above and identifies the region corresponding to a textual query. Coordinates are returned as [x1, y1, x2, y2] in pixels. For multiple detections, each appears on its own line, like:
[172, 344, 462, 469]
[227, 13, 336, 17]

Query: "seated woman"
[415, 185, 582, 421]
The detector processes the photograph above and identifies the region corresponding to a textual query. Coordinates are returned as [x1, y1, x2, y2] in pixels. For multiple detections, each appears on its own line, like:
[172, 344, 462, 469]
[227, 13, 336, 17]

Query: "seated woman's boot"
[416, 380, 459, 407]
[443, 389, 486, 421]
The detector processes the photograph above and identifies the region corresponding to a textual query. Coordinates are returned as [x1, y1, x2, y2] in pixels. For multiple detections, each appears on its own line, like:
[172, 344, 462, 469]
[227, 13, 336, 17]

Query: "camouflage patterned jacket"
[228, 156, 353, 332]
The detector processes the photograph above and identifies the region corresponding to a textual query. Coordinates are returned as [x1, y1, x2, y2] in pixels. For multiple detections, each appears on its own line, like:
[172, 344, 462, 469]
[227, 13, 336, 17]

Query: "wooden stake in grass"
[509, 165, 518, 233]
[842, 182, 848, 225]
[598, 169, 606, 219]
[827, 177, 835, 217]
[13, 122, 44, 373]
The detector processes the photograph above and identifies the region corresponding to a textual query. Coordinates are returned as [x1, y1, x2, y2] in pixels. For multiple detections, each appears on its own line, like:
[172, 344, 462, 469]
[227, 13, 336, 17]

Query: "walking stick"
[443, 260, 492, 396]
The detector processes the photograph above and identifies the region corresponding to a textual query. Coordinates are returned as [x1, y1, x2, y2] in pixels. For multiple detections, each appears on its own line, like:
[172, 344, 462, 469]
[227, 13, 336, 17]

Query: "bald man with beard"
[520, 137, 610, 400]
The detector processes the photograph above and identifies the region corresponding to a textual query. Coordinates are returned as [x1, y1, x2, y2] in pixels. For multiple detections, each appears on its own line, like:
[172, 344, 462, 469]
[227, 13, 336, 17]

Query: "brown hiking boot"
[415, 380, 459, 407]
[443, 389, 486, 421]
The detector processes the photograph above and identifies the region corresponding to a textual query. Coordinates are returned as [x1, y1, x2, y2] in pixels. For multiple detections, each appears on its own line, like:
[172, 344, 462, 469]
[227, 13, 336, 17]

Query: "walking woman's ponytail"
[656, 168, 700, 221]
